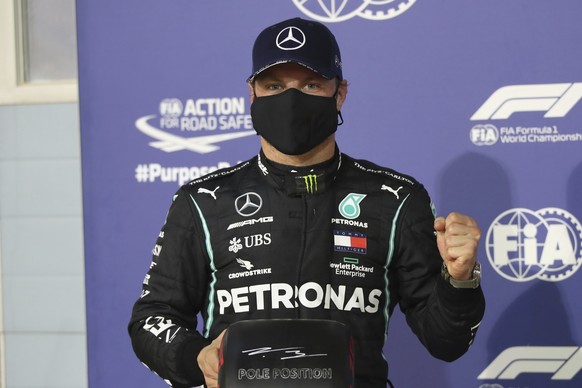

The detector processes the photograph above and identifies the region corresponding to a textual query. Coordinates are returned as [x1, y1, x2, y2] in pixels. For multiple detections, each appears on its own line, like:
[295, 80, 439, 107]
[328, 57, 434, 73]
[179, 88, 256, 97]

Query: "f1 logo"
[478, 346, 582, 380]
[471, 82, 582, 120]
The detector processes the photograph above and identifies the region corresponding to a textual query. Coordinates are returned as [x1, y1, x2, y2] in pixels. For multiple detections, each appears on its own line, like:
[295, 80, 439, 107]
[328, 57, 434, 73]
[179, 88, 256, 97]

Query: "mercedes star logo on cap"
[276, 26, 306, 50]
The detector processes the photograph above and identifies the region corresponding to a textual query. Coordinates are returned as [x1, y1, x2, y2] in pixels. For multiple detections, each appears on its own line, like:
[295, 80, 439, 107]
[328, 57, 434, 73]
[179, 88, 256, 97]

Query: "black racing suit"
[128, 148, 485, 387]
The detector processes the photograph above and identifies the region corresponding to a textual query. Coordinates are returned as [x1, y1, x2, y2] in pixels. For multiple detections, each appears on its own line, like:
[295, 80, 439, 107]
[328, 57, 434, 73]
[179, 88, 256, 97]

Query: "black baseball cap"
[247, 17, 343, 82]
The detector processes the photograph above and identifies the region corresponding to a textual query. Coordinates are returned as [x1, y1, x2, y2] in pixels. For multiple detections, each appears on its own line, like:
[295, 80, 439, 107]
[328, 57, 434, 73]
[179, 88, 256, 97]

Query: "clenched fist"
[434, 212, 481, 280]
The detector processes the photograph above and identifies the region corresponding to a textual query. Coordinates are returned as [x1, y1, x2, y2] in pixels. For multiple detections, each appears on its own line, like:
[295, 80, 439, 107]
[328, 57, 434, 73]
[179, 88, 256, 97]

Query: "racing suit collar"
[258, 146, 342, 196]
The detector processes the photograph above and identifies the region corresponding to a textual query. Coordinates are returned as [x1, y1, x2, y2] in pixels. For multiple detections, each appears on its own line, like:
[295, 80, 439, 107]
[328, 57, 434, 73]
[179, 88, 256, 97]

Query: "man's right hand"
[197, 330, 227, 388]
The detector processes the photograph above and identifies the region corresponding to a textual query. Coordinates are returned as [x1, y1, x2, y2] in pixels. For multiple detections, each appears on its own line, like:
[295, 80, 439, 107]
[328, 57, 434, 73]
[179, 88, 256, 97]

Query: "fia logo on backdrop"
[292, 0, 417, 22]
[485, 207, 582, 282]
[470, 82, 582, 146]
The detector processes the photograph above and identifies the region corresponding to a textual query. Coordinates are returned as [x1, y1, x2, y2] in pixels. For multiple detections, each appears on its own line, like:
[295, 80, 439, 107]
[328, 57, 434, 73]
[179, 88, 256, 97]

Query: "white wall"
[0, 103, 87, 388]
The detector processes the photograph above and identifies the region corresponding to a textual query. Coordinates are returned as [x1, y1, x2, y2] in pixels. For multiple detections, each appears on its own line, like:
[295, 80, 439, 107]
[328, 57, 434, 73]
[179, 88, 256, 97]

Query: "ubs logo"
[228, 234, 272, 253]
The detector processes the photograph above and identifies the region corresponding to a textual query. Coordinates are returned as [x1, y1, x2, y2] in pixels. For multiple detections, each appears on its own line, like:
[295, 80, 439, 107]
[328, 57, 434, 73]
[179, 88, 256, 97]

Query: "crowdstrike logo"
[292, 0, 417, 22]
[485, 208, 582, 282]
[236, 258, 254, 271]
[478, 346, 582, 381]
[229, 258, 272, 280]
[471, 83, 582, 121]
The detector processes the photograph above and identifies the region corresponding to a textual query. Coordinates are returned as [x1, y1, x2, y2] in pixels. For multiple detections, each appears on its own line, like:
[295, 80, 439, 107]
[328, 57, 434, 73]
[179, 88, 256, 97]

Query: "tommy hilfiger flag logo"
[334, 230, 367, 254]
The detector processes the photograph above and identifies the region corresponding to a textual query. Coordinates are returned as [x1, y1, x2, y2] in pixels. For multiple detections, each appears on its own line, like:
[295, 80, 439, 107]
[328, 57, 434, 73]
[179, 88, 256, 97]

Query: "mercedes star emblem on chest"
[235, 192, 263, 217]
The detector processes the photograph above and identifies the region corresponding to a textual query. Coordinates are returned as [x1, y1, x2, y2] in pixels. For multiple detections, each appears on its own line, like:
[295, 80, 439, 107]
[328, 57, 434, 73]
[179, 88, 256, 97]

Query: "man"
[129, 17, 485, 387]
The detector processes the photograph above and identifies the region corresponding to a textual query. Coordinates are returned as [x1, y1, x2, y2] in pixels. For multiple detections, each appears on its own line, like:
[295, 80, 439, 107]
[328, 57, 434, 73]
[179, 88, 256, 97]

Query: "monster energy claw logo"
[339, 193, 367, 219]
[304, 174, 318, 194]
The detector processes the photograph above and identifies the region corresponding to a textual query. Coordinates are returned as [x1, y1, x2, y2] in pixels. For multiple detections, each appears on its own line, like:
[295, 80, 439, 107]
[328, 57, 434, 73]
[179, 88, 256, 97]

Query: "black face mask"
[251, 88, 340, 155]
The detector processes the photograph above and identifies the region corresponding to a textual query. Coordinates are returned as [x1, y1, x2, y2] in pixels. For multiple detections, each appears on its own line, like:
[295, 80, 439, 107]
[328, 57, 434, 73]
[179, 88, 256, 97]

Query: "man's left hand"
[434, 212, 481, 280]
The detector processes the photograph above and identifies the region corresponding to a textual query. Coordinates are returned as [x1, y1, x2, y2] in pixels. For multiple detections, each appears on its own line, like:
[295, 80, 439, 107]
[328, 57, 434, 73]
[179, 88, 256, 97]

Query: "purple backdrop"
[77, 1, 582, 386]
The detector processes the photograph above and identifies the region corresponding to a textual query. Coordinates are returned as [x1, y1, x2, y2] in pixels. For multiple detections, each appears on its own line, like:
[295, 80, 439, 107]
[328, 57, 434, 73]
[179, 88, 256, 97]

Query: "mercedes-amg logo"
[235, 192, 263, 217]
[276, 26, 306, 51]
